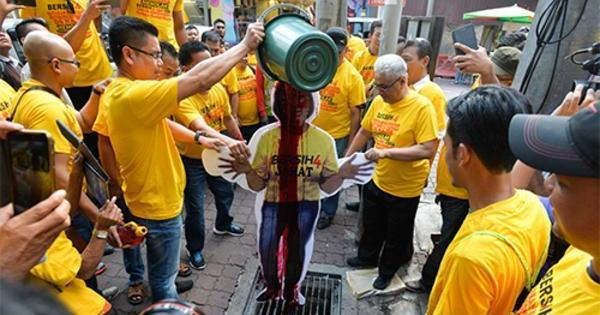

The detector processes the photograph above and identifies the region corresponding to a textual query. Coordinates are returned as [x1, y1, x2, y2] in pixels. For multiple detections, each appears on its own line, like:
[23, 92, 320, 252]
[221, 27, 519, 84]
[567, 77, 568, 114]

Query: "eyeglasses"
[126, 45, 163, 60]
[49, 57, 80, 68]
[215, 26, 225, 30]
[373, 77, 401, 92]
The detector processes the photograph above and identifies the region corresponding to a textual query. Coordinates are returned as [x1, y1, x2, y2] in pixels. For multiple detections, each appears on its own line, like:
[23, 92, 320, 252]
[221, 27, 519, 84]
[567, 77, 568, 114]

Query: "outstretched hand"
[219, 153, 253, 180]
[338, 154, 374, 181]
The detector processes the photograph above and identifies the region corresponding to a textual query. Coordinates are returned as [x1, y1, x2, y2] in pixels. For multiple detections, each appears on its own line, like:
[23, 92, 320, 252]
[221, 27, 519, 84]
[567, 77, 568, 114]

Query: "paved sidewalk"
[97, 78, 468, 315]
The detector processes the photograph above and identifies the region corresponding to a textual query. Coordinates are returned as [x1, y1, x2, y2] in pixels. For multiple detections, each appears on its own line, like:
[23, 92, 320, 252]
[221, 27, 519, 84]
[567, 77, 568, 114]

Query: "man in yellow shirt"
[426, 86, 551, 315]
[202, 30, 240, 127]
[509, 101, 600, 315]
[351, 20, 381, 98]
[174, 41, 247, 271]
[102, 16, 263, 301]
[0, 79, 15, 117]
[313, 27, 366, 229]
[121, 0, 186, 48]
[345, 34, 366, 62]
[345, 54, 438, 290]
[234, 53, 263, 141]
[398, 38, 470, 294]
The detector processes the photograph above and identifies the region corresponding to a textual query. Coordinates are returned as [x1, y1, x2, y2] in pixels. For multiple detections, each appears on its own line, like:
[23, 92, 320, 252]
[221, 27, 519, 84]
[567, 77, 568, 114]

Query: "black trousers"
[420, 194, 469, 289]
[358, 181, 420, 278]
[66, 86, 98, 158]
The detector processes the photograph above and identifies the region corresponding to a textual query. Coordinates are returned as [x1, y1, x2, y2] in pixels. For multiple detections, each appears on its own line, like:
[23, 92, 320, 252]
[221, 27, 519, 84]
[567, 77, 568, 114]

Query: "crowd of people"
[0, 0, 598, 314]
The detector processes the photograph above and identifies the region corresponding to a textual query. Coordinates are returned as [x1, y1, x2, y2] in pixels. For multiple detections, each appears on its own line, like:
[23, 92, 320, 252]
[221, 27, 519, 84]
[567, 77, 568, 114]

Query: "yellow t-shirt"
[515, 246, 600, 315]
[9, 79, 83, 155]
[173, 84, 231, 159]
[247, 53, 258, 68]
[435, 144, 469, 199]
[427, 190, 551, 315]
[234, 66, 260, 126]
[345, 35, 367, 61]
[361, 92, 438, 198]
[313, 59, 366, 139]
[22, 0, 112, 87]
[92, 95, 109, 137]
[28, 232, 107, 315]
[125, 0, 183, 48]
[351, 49, 378, 89]
[0, 79, 16, 118]
[220, 69, 240, 95]
[104, 77, 185, 220]
[415, 80, 446, 133]
[251, 126, 338, 202]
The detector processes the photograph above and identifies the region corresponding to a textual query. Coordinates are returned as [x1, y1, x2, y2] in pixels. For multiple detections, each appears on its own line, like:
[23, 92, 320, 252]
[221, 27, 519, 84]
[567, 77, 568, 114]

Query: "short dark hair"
[369, 20, 382, 36]
[185, 24, 198, 31]
[201, 30, 222, 44]
[160, 41, 178, 59]
[15, 18, 48, 42]
[213, 18, 225, 26]
[178, 41, 209, 67]
[108, 16, 159, 65]
[446, 86, 529, 173]
[397, 36, 406, 44]
[498, 32, 527, 51]
[403, 37, 432, 59]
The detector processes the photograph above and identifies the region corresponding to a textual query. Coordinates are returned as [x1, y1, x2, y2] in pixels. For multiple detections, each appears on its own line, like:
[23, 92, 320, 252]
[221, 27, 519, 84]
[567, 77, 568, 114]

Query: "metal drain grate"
[242, 270, 342, 315]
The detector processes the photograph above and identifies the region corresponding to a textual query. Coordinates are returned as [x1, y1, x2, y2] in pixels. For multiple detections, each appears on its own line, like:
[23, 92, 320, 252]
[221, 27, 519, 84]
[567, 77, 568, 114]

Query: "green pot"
[257, 4, 338, 92]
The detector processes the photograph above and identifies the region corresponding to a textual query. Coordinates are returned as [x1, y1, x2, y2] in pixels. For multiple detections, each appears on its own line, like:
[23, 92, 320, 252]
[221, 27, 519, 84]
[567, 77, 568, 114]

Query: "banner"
[209, 0, 237, 43]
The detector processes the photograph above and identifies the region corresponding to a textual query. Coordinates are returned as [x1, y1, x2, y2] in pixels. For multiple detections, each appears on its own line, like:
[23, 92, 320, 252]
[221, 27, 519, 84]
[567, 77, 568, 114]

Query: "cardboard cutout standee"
[204, 82, 374, 305]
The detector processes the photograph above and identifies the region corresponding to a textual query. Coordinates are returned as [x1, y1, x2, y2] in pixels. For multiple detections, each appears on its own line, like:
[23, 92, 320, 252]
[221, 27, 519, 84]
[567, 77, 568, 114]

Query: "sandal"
[178, 263, 192, 277]
[127, 284, 145, 305]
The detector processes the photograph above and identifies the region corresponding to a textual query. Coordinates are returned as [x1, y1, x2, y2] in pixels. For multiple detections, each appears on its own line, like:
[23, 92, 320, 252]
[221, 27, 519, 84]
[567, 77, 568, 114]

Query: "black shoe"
[373, 275, 392, 290]
[316, 216, 332, 230]
[346, 202, 359, 212]
[213, 223, 245, 237]
[405, 279, 427, 293]
[175, 279, 194, 294]
[188, 251, 206, 270]
[346, 256, 377, 268]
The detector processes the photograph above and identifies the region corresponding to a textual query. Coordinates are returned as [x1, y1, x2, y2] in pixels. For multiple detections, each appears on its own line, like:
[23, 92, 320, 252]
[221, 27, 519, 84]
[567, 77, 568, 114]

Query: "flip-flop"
[178, 263, 192, 277]
[127, 284, 145, 305]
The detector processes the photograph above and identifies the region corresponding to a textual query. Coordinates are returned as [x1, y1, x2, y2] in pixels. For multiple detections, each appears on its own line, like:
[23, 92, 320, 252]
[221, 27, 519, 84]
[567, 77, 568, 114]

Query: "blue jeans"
[132, 214, 182, 302]
[182, 156, 234, 253]
[117, 197, 145, 286]
[320, 136, 348, 218]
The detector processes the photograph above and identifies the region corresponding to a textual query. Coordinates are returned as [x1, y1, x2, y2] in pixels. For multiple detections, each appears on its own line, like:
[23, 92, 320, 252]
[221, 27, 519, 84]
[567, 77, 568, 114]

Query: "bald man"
[8, 31, 117, 242]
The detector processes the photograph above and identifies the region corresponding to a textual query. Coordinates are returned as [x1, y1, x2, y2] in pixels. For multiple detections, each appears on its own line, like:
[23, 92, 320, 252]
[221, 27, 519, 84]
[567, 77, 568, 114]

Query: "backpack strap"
[8, 86, 62, 122]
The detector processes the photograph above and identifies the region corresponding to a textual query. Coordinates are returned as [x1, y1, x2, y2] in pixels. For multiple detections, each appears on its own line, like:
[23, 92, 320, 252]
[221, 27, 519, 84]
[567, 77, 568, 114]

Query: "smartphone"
[12, 0, 36, 7]
[56, 120, 110, 207]
[2, 131, 55, 214]
[452, 24, 478, 55]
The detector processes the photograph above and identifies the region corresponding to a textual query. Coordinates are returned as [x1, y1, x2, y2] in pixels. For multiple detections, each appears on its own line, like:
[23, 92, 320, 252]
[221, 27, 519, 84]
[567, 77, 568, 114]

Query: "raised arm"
[64, 0, 110, 53]
[176, 23, 264, 101]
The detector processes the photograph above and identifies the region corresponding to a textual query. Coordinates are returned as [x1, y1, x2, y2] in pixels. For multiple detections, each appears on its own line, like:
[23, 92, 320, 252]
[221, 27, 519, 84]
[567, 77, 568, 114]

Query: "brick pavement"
[97, 78, 468, 315]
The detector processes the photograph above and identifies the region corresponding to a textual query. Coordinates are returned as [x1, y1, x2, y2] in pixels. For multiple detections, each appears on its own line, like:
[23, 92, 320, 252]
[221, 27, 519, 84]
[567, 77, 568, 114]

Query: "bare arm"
[168, 119, 196, 144]
[173, 10, 186, 46]
[55, 153, 100, 223]
[176, 23, 264, 101]
[64, 0, 109, 53]
[348, 106, 362, 150]
[382, 140, 436, 161]
[75, 93, 100, 133]
[98, 135, 122, 196]
[345, 128, 371, 157]
[224, 115, 243, 141]
[230, 93, 240, 121]
[189, 117, 250, 158]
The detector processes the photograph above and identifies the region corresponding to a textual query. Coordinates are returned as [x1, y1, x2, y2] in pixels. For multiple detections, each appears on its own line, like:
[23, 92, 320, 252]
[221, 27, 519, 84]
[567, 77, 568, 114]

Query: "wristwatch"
[93, 229, 109, 240]
[194, 131, 204, 144]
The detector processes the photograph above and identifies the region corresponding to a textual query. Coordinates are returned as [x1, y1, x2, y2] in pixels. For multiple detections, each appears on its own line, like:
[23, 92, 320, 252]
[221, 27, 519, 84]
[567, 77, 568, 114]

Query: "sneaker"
[405, 279, 427, 293]
[373, 275, 392, 290]
[95, 262, 107, 276]
[316, 216, 332, 230]
[346, 256, 377, 268]
[101, 286, 120, 300]
[345, 202, 360, 212]
[188, 251, 206, 270]
[213, 223, 245, 237]
[175, 279, 194, 294]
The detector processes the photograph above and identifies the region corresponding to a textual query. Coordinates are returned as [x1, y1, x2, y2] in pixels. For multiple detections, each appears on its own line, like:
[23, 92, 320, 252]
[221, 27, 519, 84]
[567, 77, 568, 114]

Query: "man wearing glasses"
[213, 18, 226, 39]
[345, 54, 439, 290]
[100, 16, 263, 302]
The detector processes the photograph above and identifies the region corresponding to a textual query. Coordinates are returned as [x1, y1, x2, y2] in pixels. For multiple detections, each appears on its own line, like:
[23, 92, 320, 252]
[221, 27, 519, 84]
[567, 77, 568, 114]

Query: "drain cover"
[242, 270, 342, 315]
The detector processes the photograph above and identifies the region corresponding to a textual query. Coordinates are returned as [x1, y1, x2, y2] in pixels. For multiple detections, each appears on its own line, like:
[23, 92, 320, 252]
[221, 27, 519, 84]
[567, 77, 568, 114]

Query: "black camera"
[568, 42, 600, 101]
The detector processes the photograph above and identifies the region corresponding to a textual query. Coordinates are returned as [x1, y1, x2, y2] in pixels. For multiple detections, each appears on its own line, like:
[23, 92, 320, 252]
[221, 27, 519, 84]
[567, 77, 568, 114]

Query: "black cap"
[509, 102, 600, 178]
[326, 27, 348, 53]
